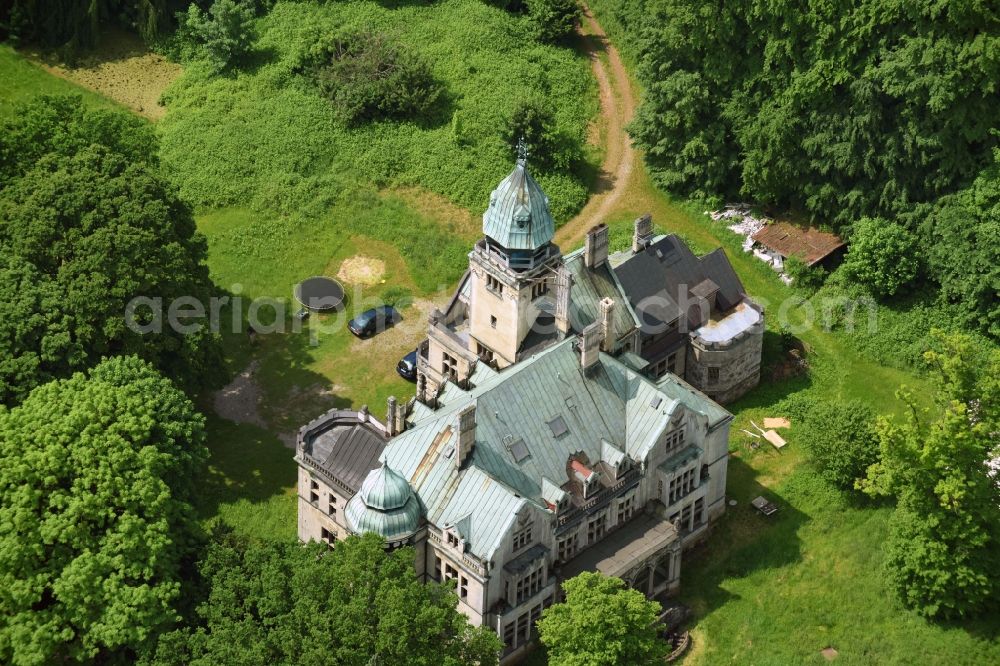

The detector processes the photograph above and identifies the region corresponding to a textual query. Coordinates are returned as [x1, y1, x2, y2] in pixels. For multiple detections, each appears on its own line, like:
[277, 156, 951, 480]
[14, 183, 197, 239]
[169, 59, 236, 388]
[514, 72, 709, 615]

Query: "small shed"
[751, 222, 845, 271]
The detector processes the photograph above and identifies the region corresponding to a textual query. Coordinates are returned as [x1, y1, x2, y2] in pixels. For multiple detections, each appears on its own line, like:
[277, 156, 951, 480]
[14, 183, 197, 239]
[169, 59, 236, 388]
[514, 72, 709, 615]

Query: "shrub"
[784, 255, 827, 290]
[525, 0, 580, 44]
[842, 217, 921, 298]
[297, 28, 443, 125]
[505, 95, 580, 170]
[182, 0, 257, 73]
[798, 400, 879, 492]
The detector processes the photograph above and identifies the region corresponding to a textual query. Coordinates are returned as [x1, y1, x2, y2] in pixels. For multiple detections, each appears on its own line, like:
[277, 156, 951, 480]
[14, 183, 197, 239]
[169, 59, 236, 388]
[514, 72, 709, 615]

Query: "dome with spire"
[482, 145, 555, 252]
[344, 464, 422, 541]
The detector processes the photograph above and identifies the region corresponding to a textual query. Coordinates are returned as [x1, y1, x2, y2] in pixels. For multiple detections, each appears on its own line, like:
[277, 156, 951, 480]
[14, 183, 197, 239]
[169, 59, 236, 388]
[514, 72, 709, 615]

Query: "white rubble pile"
[708, 204, 770, 239]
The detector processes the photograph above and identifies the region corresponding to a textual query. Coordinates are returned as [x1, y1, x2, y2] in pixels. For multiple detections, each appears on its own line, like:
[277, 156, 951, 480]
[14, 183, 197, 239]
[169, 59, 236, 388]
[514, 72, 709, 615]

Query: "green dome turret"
[482, 143, 555, 252]
[345, 465, 421, 541]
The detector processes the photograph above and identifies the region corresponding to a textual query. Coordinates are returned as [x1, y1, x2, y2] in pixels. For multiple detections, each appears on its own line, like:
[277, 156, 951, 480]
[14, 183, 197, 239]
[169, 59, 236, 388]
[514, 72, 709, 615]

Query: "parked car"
[348, 305, 401, 338]
[397, 349, 418, 381]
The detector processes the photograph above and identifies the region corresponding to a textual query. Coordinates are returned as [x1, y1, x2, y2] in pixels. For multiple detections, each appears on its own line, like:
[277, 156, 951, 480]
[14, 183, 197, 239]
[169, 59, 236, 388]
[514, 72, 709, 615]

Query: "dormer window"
[447, 532, 460, 548]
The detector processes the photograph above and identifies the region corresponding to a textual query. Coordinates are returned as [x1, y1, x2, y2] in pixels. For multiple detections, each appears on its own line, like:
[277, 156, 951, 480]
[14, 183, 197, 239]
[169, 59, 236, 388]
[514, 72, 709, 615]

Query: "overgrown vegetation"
[157, 1, 595, 223]
[798, 400, 878, 493]
[593, 0, 1000, 336]
[180, 0, 257, 73]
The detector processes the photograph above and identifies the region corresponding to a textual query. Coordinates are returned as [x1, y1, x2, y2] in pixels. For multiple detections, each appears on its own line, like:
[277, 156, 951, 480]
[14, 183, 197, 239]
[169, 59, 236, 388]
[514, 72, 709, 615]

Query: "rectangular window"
[309, 479, 319, 504]
[327, 497, 336, 516]
[444, 563, 458, 581]
[503, 622, 515, 647]
[459, 575, 468, 599]
[486, 274, 504, 296]
[320, 527, 336, 546]
[664, 428, 685, 454]
[447, 532, 459, 548]
[617, 496, 635, 524]
[512, 524, 532, 552]
[442, 352, 458, 381]
[587, 514, 606, 544]
[490, 315, 497, 328]
[516, 612, 530, 643]
[667, 352, 678, 374]
[557, 534, 578, 562]
[433, 555, 442, 581]
[668, 468, 696, 505]
[707, 366, 720, 384]
[694, 497, 705, 527]
[515, 567, 544, 605]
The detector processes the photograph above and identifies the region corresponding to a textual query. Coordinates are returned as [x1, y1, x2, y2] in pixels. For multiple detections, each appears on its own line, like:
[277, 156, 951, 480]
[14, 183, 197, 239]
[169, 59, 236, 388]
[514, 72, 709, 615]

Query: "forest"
[596, 0, 999, 337]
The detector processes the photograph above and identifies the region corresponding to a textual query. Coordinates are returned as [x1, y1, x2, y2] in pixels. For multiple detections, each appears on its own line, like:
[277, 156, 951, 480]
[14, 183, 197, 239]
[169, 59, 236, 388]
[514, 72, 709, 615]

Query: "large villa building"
[295, 153, 763, 660]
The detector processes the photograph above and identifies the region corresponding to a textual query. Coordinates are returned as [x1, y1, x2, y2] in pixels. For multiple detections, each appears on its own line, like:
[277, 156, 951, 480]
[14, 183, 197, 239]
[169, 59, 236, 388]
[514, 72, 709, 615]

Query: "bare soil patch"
[213, 361, 266, 428]
[27, 28, 181, 120]
[555, 4, 638, 249]
[336, 255, 387, 286]
[349, 297, 438, 359]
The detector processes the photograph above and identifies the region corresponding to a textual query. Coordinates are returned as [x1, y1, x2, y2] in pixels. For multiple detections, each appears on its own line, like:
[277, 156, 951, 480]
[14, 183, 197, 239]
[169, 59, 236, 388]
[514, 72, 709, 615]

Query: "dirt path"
[555, 4, 639, 249]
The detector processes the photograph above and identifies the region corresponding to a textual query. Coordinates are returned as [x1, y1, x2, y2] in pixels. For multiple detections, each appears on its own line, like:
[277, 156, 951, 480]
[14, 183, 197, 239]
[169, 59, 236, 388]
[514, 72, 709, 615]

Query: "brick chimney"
[580, 322, 602, 373]
[554, 265, 573, 335]
[599, 297, 615, 352]
[632, 214, 653, 253]
[584, 223, 609, 269]
[456, 404, 476, 468]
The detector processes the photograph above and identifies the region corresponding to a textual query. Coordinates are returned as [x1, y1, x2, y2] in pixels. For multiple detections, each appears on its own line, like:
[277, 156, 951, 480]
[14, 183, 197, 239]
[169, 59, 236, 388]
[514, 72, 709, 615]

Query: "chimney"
[457, 404, 476, 468]
[584, 223, 609, 269]
[599, 297, 615, 352]
[554, 265, 573, 335]
[386, 396, 398, 436]
[632, 214, 653, 253]
[580, 322, 602, 372]
[394, 399, 407, 435]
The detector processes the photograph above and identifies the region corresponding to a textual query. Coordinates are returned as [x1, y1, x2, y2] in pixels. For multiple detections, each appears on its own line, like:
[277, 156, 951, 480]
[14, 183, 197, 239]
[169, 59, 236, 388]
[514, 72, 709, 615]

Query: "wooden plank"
[763, 430, 787, 449]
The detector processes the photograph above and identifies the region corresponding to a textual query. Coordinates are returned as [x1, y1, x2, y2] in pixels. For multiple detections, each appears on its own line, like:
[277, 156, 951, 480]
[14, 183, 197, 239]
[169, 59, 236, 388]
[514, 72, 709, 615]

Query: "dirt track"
[555, 4, 639, 249]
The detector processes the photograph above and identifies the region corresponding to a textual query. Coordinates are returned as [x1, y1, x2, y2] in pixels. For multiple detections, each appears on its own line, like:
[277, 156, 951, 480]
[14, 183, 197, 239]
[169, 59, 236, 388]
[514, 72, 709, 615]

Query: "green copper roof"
[344, 465, 422, 541]
[482, 158, 554, 251]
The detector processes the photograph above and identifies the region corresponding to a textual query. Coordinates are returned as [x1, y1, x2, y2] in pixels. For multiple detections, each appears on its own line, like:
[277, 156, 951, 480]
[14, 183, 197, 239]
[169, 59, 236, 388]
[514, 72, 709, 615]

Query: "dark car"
[348, 305, 401, 338]
[397, 349, 418, 381]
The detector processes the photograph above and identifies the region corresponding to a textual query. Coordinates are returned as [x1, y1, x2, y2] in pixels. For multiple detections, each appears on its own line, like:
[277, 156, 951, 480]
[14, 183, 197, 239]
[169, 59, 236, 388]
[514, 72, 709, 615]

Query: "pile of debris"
[708, 204, 770, 245]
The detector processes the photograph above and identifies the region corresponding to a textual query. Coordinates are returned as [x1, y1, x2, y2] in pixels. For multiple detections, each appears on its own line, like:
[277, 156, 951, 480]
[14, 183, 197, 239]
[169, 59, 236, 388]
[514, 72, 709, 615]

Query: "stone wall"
[685, 305, 764, 404]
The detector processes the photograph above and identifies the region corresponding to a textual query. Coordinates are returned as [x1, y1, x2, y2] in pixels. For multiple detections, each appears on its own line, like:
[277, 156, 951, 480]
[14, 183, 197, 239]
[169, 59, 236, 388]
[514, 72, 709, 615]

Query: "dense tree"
[144, 532, 501, 665]
[537, 572, 669, 666]
[625, 1, 1000, 227]
[0, 356, 208, 665]
[798, 400, 879, 492]
[841, 217, 920, 298]
[0, 0, 183, 48]
[182, 0, 257, 73]
[0, 97, 221, 405]
[860, 331, 1000, 618]
[295, 29, 443, 125]
[921, 151, 1000, 338]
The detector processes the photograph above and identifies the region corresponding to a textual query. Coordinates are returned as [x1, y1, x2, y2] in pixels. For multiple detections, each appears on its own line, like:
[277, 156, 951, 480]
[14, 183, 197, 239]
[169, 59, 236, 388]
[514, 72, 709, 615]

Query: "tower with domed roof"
[466, 141, 568, 367]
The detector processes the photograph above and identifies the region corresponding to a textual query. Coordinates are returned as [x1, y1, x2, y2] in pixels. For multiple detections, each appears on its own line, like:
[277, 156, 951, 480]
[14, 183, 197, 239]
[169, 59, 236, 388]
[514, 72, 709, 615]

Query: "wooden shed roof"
[752, 222, 844, 266]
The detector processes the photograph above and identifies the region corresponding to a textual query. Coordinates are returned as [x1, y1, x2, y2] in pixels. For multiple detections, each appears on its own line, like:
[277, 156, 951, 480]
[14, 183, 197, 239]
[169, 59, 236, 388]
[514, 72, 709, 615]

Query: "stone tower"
[467, 143, 565, 367]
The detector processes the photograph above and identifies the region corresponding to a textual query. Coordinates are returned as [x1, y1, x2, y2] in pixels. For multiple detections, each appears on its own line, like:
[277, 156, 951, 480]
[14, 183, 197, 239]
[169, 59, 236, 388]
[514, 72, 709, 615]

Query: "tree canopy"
[841, 217, 920, 298]
[0, 356, 208, 665]
[0, 0, 183, 48]
[537, 572, 669, 666]
[0, 96, 221, 405]
[144, 532, 502, 666]
[860, 331, 1000, 618]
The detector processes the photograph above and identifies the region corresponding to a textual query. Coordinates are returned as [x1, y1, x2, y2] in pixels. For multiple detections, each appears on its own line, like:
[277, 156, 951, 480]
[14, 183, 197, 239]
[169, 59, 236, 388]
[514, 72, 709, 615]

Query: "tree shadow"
[677, 455, 809, 617]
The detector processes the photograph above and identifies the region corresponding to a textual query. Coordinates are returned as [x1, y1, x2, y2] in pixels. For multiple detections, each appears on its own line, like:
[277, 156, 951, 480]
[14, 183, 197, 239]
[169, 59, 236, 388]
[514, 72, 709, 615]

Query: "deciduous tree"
[0, 356, 208, 665]
[860, 331, 1000, 618]
[799, 400, 878, 492]
[537, 572, 669, 666]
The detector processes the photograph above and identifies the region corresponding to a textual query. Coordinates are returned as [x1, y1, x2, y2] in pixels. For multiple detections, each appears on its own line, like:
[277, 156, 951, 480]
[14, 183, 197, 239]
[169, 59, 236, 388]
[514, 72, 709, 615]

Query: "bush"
[784, 255, 827, 290]
[182, 0, 257, 73]
[798, 400, 879, 492]
[842, 217, 920, 298]
[505, 95, 580, 170]
[297, 28, 443, 125]
[525, 0, 580, 44]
